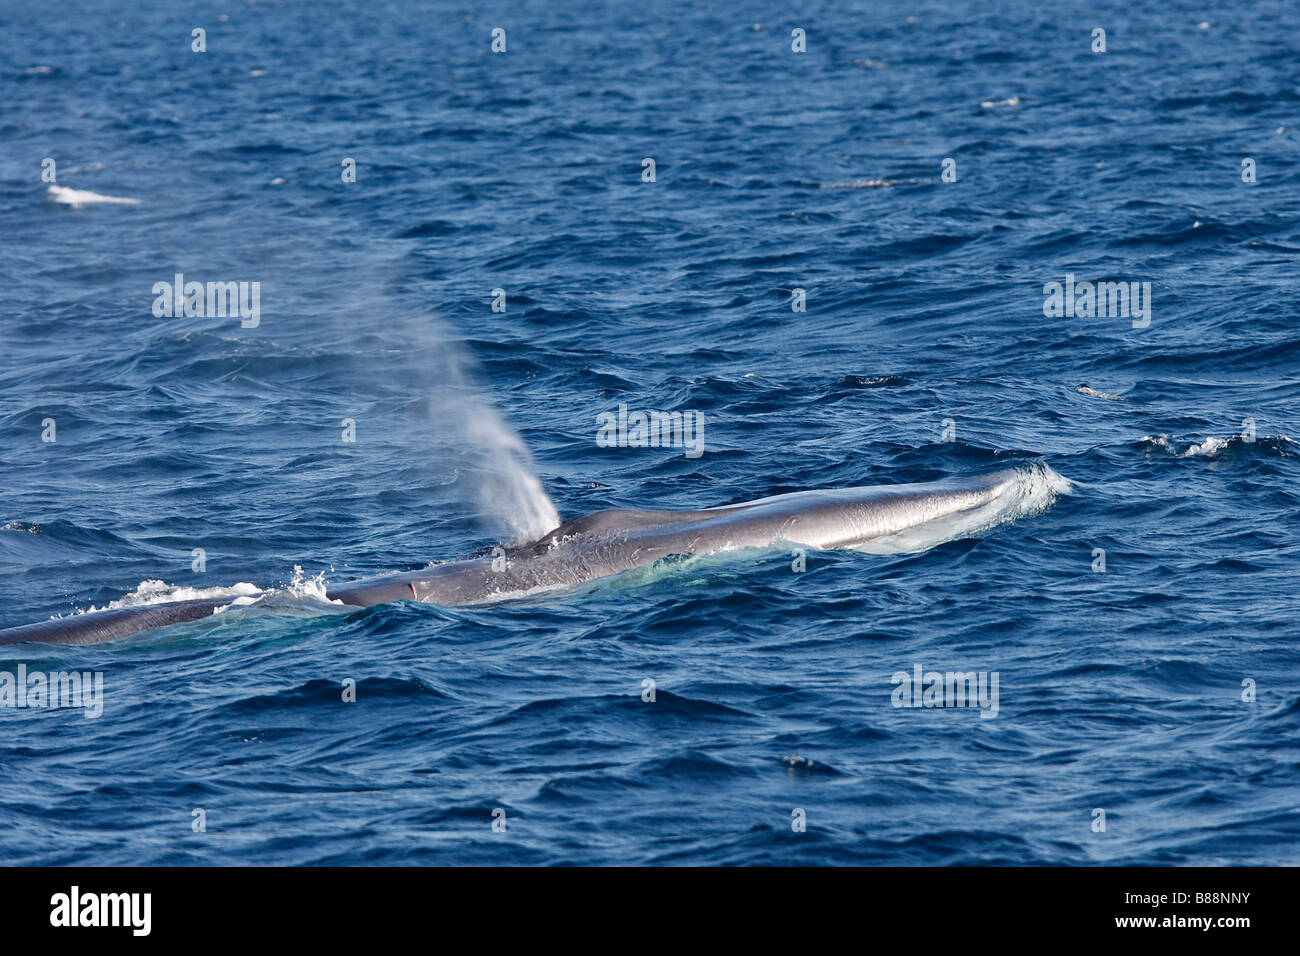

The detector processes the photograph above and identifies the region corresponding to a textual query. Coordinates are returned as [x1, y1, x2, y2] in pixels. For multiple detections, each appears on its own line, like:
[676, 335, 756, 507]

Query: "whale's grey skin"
[0, 598, 227, 647]
[0, 469, 1022, 647]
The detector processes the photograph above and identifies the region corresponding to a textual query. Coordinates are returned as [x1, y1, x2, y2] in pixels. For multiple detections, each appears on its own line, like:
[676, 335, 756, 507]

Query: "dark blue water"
[1, 0, 1298, 865]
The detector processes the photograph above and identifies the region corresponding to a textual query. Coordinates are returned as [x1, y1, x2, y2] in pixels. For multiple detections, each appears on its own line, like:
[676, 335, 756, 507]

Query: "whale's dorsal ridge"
[532, 506, 724, 546]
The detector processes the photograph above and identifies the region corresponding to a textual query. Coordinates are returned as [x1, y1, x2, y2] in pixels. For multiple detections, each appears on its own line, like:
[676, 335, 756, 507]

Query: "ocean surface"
[1, 0, 1298, 865]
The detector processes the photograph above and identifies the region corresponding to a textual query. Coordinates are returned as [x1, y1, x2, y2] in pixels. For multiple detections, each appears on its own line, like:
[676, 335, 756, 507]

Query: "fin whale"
[0, 466, 1063, 648]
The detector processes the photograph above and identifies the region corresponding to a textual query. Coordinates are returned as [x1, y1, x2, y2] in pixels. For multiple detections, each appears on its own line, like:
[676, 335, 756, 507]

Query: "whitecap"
[1077, 385, 1124, 401]
[47, 184, 142, 207]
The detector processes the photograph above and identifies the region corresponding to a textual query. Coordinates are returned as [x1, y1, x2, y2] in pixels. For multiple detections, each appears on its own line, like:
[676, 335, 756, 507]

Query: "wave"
[819, 177, 931, 189]
[1076, 384, 1124, 401]
[46, 184, 142, 206]
[70, 565, 345, 621]
[84, 580, 261, 612]
[1140, 434, 1297, 459]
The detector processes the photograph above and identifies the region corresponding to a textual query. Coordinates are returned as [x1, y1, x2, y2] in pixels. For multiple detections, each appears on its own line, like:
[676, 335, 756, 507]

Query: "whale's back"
[0, 465, 1067, 646]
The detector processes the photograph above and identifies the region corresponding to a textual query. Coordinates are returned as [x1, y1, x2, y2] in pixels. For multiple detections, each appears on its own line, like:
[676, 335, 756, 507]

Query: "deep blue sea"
[1, 0, 1298, 866]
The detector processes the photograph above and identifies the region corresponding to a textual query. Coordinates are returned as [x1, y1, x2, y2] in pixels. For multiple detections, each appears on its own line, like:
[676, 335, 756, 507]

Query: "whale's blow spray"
[457, 391, 561, 543]
[332, 261, 560, 545]
[429, 346, 560, 545]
